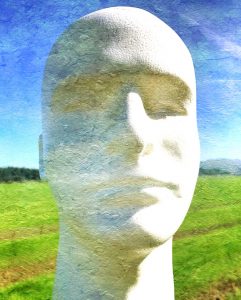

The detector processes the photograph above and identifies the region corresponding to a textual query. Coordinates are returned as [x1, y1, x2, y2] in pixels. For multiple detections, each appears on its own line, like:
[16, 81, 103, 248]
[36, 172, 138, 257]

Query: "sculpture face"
[42, 7, 199, 250]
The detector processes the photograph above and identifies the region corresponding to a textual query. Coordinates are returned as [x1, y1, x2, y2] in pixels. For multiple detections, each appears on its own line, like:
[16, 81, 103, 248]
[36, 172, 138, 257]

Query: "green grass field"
[0, 177, 241, 299]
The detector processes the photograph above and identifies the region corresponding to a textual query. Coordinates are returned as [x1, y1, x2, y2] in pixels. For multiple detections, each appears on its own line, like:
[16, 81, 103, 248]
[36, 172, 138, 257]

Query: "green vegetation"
[0, 168, 40, 183]
[174, 176, 241, 299]
[0, 274, 54, 300]
[0, 182, 58, 232]
[0, 177, 241, 299]
[0, 182, 58, 298]
[199, 167, 231, 176]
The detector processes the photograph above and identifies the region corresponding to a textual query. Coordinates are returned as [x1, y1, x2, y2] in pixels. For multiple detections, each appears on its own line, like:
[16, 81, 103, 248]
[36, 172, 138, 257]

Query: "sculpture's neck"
[127, 237, 174, 300]
[53, 222, 174, 300]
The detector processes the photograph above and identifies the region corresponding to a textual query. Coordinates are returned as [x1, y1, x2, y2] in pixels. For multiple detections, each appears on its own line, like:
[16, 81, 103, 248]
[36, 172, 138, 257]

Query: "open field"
[0, 177, 241, 299]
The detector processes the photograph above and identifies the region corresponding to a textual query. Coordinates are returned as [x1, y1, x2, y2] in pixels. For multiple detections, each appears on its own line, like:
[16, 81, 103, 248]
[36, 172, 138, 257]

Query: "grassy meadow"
[0, 177, 241, 299]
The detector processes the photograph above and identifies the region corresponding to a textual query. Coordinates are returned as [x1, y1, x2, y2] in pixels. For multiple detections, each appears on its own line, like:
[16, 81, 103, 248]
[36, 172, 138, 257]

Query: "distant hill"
[200, 159, 241, 176]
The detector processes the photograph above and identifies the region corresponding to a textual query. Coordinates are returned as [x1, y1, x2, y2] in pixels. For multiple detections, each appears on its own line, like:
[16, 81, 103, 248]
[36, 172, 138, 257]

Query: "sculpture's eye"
[51, 71, 191, 119]
[51, 74, 120, 112]
[134, 72, 191, 119]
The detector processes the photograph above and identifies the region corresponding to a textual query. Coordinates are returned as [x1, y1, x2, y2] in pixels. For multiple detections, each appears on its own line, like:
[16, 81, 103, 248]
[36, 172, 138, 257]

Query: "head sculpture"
[42, 6, 199, 299]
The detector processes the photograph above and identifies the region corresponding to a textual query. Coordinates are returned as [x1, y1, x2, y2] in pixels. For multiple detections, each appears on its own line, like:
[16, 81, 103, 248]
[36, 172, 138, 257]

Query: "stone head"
[41, 6, 200, 248]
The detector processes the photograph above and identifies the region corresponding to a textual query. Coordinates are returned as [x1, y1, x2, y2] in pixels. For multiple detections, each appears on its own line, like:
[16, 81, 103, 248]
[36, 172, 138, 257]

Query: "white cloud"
[179, 13, 241, 59]
[200, 27, 241, 59]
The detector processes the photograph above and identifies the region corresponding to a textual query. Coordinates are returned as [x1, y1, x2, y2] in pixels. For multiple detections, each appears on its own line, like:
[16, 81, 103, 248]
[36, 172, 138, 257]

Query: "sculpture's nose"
[127, 92, 160, 147]
[126, 92, 179, 178]
[127, 92, 150, 143]
[126, 92, 158, 166]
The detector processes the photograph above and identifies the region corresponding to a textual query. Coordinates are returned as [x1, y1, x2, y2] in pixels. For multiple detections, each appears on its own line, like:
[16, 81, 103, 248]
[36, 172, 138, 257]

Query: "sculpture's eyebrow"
[51, 71, 191, 117]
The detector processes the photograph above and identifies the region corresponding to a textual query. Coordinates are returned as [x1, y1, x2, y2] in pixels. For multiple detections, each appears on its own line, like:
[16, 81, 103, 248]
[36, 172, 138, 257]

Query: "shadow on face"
[52, 71, 191, 118]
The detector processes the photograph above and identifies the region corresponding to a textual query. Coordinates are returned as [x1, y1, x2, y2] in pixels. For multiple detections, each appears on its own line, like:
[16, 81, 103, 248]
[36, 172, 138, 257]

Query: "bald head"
[42, 6, 195, 108]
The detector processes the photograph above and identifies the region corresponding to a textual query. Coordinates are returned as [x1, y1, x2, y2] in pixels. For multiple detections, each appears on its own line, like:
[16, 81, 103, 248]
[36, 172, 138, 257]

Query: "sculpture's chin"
[130, 187, 192, 243]
[130, 211, 182, 244]
[60, 203, 185, 253]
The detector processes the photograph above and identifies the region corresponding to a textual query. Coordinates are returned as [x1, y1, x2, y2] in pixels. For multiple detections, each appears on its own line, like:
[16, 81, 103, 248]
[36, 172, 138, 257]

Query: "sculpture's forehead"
[43, 7, 195, 102]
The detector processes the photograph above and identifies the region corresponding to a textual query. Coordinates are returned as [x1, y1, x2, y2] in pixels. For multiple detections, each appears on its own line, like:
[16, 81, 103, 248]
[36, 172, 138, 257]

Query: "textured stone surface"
[42, 7, 199, 299]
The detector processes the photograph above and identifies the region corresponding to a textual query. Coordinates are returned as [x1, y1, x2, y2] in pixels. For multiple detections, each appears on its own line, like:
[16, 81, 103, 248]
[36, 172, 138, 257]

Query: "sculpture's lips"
[80, 176, 180, 209]
[83, 176, 179, 192]
[64, 177, 182, 249]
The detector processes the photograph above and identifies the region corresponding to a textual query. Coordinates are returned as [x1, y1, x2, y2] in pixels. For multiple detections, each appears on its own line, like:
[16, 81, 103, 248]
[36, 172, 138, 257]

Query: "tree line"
[0, 166, 235, 183]
[0, 167, 40, 183]
[199, 168, 230, 176]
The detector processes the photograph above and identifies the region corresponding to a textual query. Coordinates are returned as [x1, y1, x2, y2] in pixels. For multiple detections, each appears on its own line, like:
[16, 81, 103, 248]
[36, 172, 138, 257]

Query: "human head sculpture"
[42, 6, 199, 300]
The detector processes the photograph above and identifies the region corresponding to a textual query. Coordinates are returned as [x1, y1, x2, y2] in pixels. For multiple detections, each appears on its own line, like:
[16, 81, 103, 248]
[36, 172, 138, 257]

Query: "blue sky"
[1, 0, 241, 168]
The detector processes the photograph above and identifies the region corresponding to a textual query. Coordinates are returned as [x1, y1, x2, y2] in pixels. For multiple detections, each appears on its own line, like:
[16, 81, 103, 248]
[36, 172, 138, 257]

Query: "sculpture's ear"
[38, 134, 46, 180]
